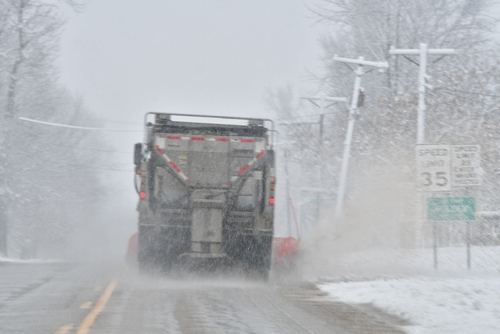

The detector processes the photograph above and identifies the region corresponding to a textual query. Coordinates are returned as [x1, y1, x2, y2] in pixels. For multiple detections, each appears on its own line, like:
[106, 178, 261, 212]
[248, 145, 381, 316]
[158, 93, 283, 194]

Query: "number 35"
[421, 172, 448, 186]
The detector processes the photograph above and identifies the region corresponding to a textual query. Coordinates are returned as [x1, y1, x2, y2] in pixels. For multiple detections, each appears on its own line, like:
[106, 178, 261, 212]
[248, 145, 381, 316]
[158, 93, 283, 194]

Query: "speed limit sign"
[416, 145, 451, 191]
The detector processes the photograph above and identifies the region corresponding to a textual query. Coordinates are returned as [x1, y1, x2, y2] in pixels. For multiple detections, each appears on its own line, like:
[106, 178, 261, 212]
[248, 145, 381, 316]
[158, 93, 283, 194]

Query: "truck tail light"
[269, 197, 275, 205]
[140, 191, 146, 199]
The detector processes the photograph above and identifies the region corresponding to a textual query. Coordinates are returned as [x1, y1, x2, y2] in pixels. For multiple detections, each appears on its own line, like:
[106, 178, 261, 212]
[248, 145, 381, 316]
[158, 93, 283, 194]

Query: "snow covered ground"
[316, 246, 500, 333]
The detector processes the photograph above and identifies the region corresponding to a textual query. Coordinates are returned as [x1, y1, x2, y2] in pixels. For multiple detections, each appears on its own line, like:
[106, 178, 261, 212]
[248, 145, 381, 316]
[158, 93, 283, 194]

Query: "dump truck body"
[134, 113, 275, 277]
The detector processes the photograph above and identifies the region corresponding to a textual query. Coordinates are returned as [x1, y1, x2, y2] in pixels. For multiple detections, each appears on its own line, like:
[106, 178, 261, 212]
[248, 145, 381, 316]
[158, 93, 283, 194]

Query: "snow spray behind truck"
[134, 113, 276, 278]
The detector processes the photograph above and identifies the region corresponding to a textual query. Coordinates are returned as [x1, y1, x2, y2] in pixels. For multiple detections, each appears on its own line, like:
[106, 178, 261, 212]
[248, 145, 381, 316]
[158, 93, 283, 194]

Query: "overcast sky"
[56, 1, 500, 236]
[56, 1, 326, 231]
[58, 0, 325, 125]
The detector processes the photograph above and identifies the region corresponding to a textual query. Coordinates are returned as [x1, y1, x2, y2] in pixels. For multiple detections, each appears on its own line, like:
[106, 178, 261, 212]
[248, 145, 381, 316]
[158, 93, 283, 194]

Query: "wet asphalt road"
[0, 261, 407, 333]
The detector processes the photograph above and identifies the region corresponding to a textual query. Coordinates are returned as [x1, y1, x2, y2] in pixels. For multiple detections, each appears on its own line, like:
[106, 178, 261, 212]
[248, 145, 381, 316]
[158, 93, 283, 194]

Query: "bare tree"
[269, 0, 500, 238]
[0, 0, 108, 258]
[310, 0, 499, 196]
[313, 0, 496, 95]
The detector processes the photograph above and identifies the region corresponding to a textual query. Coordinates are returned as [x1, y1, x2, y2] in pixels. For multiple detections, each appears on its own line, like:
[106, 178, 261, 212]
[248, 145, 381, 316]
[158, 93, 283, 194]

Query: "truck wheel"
[138, 226, 157, 274]
[245, 236, 272, 281]
[256, 264, 270, 281]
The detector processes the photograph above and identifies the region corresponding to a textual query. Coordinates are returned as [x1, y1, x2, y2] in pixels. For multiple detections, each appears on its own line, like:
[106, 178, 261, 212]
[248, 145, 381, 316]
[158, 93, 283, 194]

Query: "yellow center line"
[76, 279, 118, 334]
[80, 301, 93, 309]
[55, 323, 73, 334]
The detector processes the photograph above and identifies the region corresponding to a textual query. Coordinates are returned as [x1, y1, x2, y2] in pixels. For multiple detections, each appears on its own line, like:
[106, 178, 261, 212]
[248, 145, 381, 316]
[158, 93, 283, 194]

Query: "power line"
[71, 146, 132, 154]
[19, 155, 134, 173]
[434, 87, 500, 98]
[18, 117, 142, 132]
[101, 119, 142, 126]
[83, 165, 134, 173]
[434, 89, 485, 104]
[16, 117, 137, 153]
[36, 142, 133, 154]
[276, 112, 338, 122]
[54, 161, 134, 173]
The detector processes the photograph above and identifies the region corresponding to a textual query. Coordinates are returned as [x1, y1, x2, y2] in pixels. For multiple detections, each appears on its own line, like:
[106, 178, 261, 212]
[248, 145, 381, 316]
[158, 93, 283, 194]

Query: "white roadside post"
[301, 93, 347, 222]
[389, 44, 456, 145]
[278, 120, 320, 238]
[390, 45, 456, 269]
[333, 56, 389, 216]
[301, 93, 348, 144]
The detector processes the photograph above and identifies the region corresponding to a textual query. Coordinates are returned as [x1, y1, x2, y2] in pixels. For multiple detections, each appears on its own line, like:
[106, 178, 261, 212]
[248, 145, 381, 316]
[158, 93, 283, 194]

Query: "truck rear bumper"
[178, 252, 232, 269]
[178, 252, 229, 260]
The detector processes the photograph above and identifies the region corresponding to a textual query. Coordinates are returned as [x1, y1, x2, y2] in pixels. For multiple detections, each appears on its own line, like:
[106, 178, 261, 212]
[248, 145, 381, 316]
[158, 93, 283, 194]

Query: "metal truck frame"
[134, 113, 275, 278]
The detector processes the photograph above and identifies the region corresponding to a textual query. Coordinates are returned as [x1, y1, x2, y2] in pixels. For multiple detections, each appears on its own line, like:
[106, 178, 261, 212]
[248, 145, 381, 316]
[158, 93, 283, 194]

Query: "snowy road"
[0, 261, 407, 333]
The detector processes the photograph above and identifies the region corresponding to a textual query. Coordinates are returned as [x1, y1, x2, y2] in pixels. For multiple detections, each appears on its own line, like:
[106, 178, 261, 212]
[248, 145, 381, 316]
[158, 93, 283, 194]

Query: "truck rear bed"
[135, 113, 275, 277]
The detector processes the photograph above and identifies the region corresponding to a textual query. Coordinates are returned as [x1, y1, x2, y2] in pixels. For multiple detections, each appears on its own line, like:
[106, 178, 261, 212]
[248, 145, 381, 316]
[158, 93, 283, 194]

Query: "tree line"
[270, 0, 500, 244]
[0, 0, 109, 258]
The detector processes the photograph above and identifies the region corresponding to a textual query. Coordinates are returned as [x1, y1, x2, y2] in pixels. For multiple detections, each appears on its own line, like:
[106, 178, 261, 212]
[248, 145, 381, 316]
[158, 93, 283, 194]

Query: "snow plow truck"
[133, 113, 276, 278]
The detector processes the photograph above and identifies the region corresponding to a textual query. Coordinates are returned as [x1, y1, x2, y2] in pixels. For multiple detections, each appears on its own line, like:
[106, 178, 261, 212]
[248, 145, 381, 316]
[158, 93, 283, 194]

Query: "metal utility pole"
[391, 44, 456, 268]
[300, 92, 347, 159]
[0, 111, 13, 256]
[283, 149, 292, 237]
[301, 92, 346, 222]
[278, 121, 316, 236]
[389, 44, 456, 144]
[0, 119, 7, 256]
[333, 56, 389, 216]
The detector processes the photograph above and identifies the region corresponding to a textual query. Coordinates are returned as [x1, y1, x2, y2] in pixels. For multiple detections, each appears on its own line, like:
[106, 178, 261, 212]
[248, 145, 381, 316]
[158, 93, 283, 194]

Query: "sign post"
[467, 220, 471, 270]
[426, 197, 476, 269]
[451, 145, 480, 270]
[417, 144, 480, 270]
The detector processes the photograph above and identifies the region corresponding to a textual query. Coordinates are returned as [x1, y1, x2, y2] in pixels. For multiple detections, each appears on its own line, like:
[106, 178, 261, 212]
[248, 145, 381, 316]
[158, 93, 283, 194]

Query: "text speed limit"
[416, 145, 451, 192]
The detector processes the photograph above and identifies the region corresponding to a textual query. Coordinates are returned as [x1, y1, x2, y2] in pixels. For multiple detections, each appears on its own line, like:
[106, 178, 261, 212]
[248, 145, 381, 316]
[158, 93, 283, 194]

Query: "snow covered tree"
[270, 0, 500, 246]
[313, 0, 496, 96]
[308, 0, 499, 202]
[0, 0, 108, 258]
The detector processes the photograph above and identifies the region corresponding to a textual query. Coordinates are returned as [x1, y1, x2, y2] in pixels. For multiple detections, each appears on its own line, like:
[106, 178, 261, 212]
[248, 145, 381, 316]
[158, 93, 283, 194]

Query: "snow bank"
[298, 161, 500, 333]
[312, 245, 500, 278]
[319, 275, 500, 333]
[317, 246, 500, 333]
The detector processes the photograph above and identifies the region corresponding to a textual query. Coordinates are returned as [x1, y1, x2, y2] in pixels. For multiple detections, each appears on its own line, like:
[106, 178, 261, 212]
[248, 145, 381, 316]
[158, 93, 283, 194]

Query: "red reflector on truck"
[255, 150, 265, 160]
[155, 145, 165, 155]
[169, 161, 181, 173]
[140, 191, 146, 199]
[237, 164, 250, 175]
[269, 197, 275, 205]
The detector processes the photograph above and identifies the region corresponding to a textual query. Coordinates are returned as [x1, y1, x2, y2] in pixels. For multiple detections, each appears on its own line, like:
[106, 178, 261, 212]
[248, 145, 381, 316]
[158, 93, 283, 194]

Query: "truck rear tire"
[238, 235, 272, 281]
[138, 225, 191, 274]
[138, 226, 158, 273]
[254, 236, 272, 281]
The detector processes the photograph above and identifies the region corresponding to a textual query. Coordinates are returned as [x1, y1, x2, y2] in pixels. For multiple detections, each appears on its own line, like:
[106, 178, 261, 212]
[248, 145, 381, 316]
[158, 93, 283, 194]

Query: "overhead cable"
[434, 87, 500, 98]
[18, 117, 142, 132]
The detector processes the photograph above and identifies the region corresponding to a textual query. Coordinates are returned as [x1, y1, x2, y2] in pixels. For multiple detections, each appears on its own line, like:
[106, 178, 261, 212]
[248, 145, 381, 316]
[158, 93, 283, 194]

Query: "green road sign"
[427, 197, 476, 221]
